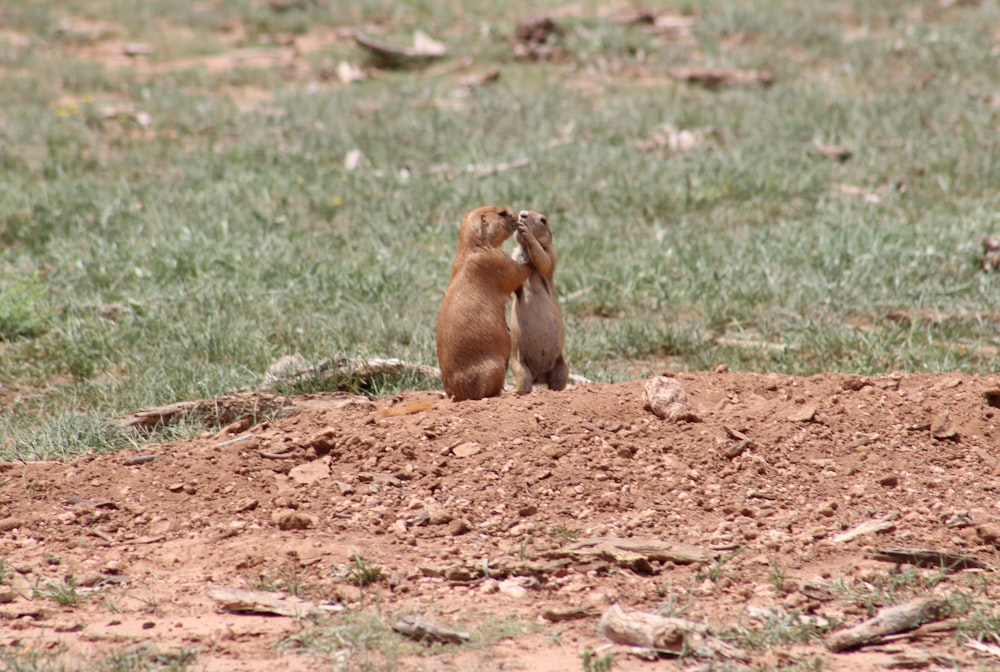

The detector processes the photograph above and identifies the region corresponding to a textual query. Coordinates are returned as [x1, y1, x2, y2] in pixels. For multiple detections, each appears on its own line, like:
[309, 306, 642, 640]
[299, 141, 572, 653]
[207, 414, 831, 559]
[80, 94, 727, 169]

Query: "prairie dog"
[436, 206, 542, 401]
[510, 210, 569, 393]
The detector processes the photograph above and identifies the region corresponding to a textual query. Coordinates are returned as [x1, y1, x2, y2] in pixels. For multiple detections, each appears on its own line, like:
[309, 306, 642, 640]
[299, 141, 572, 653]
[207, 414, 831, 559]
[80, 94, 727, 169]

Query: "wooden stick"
[826, 597, 950, 652]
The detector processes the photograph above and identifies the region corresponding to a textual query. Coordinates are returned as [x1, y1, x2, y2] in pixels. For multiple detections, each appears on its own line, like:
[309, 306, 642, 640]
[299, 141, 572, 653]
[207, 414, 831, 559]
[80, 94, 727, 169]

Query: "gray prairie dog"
[436, 206, 542, 401]
[510, 210, 569, 393]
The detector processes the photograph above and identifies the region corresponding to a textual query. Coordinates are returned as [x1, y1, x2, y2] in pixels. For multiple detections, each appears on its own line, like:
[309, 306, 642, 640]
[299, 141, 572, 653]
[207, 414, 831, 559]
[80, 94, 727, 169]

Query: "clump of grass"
[255, 565, 306, 597]
[97, 646, 200, 671]
[345, 554, 385, 589]
[0, 277, 48, 341]
[40, 577, 87, 607]
[281, 613, 400, 672]
[696, 547, 745, 584]
[581, 648, 614, 672]
[724, 607, 836, 652]
[549, 526, 580, 544]
[769, 561, 789, 593]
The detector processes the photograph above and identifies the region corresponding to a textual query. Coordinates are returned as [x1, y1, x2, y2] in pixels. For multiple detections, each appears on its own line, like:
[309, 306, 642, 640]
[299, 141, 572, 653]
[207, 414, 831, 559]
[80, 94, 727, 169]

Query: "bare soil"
[4, 371, 1000, 670]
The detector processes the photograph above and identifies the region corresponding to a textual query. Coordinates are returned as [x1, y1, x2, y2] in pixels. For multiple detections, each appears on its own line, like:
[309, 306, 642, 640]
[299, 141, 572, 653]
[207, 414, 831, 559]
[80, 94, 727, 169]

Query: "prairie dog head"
[459, 206, 519, 249]
[517, 210, 553, 248]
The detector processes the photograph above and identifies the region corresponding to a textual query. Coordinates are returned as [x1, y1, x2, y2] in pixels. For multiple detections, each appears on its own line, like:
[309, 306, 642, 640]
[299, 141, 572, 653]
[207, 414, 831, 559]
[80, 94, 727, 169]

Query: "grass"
[2, 0, 1000, 459]
[581, 649, 615, 672]
[0, 644, 199, 672]
[344, 553, 386, 589]
[282, 610, 528, 671]
[39, 577, 88, 608]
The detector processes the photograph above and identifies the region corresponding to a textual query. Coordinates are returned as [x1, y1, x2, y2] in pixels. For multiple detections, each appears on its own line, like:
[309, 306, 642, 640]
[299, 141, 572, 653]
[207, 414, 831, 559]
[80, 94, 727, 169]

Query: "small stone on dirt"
[452, 442, 481, 458]
[233, 497, 258, 513]
[0, 518, 25, 532]
[541, 606, 593, 622]
[273, 510, 317, 530]
[878, 473, 899, 487]
[816, 500, 839, 517]
[289, 459, 330, 485]
[788, 404, 817, 423]
[447, 519, 472, 536]
[643, 376, 699, 422]
[498, 578, 530, 599]
[931, 412, 959, 441]
[976, 523, 1000, 546]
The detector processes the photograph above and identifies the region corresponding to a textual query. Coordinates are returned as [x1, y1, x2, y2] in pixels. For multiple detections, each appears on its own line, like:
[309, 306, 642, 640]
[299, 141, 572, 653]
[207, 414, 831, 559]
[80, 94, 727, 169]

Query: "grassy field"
[1, 0, 999, 460]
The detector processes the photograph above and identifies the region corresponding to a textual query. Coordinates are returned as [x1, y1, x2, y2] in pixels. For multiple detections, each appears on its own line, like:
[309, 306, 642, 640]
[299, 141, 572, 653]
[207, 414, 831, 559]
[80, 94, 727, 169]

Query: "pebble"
[643, 376, 699, 422]
[447, 519, 472, 536]
[452, 442, 481, 458]
[499, 578, 532, 599]
[273, 511, 317, 530]
[878, 473, 899, 487]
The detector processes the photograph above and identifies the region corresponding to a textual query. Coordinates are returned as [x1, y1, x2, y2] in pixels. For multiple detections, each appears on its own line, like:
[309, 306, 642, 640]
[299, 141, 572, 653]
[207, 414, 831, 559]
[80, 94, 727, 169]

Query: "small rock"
[878, 473, 899, 487]
[541, 606, 593, 622]
[445, 567, 475, 582]
[0, 586, 16, 603]
[643, 376, 699, 422]
[931, 412, 959, 441]
[0, 518, 25, 532]
[149, 518, 173, 535]
[233, 498, 258, 513]
[480, 578, 500, 594]
[273, 511, 317, 531]
[841, 376, 871, 391]
[289, 459, 330, 485]
[103, 559, 125, 574]
[428, 509, 454, 525]
[833, 519, 896, 543]
[518, 504, 538, 517]
[499, 577, 535, 599]
[167, 483, 185, 493]
[123, 42, 154, 56]
[452, 442, 481, 458]
[305, 427, 339, 456]
[8, 573, 32, 599]
[976, 523, 1000, 547]
[788, 404, 817, 423]
[447, 519, 472, 536]
[783, 591, 808, 610]
[816, 500, 839, 518]
[545, 444, 570, 459]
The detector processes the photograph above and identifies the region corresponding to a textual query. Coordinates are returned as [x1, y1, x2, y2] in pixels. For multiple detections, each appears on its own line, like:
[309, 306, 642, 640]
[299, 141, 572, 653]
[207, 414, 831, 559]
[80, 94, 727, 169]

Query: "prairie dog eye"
[541, 217, 548, 225]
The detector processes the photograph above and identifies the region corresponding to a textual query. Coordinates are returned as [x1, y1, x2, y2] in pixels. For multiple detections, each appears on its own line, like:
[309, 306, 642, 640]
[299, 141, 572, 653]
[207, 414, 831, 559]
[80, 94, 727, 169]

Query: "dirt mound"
[3, 371, 1000, 670]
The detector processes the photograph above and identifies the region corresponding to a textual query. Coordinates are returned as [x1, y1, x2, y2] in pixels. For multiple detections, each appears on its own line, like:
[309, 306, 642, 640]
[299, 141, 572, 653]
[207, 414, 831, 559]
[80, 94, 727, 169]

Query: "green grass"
[3, 0, 1000, 459]
[283, 611, 529, 671]
[39, 577, 88, 607]
[0, 644, 198, 672]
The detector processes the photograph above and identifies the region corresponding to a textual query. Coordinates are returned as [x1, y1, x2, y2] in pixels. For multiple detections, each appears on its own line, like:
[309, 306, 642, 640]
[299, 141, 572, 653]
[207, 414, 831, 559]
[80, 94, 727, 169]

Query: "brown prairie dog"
[436, 206, 543, 401]
[510, 210, 569, 394]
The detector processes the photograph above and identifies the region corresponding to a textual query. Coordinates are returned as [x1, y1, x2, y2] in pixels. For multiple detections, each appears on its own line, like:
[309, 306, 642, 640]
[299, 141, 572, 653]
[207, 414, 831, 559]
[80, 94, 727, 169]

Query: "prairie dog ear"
[479, 214, 488, 245]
